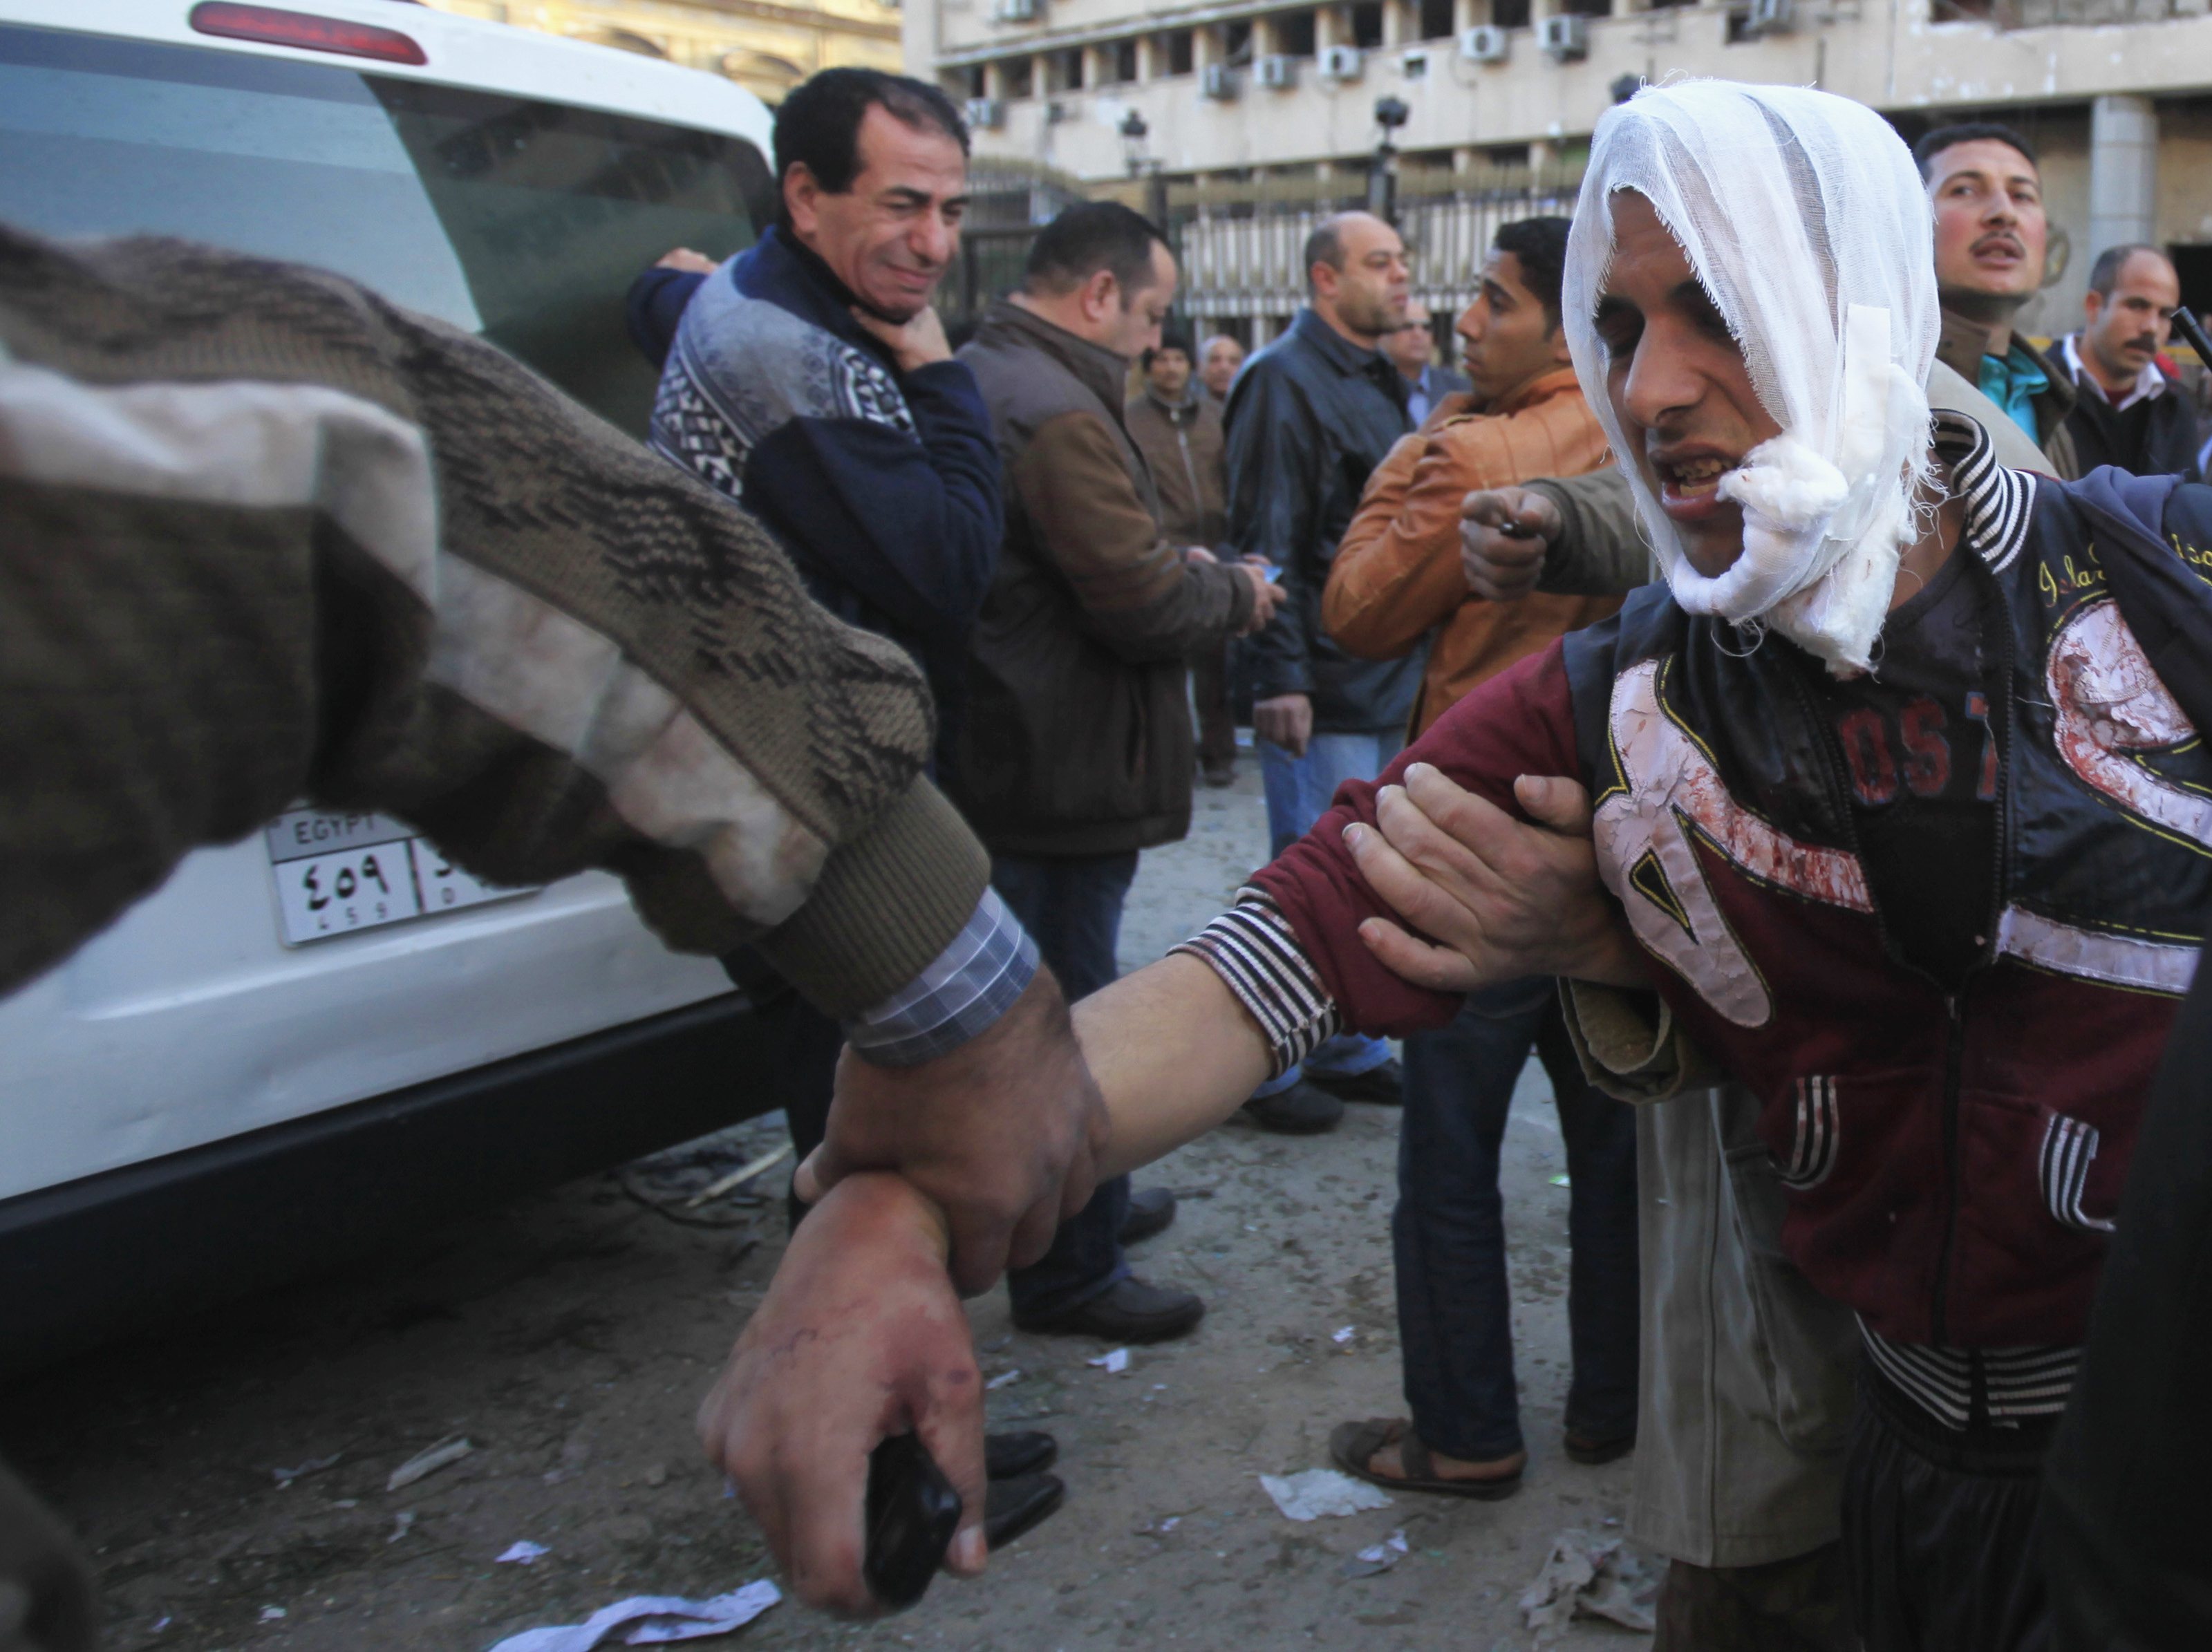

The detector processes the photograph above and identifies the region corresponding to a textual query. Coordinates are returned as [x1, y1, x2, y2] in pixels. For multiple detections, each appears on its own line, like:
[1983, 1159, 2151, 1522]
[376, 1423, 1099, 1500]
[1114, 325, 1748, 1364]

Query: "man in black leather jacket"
[1219, 210, 1423, 1132]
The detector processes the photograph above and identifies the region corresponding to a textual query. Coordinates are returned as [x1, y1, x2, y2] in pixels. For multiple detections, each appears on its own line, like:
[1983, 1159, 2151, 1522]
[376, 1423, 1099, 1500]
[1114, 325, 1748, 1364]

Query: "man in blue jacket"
[630, 68, 1000, 764]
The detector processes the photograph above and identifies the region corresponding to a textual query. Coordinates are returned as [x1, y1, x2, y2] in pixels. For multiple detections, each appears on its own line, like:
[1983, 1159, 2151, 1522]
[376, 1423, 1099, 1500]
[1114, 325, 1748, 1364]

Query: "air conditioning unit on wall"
[993, 0, 1038, 22]
[1318, 44, 1363, 79]
[964, 97, 1006, 129]
[1458, 24, 1510, 60]
[1538, 12, 1588, 57]
[1200, 62, 1239, 99]
[1744, 0, 1796, 32]
[1255, 53, 1297, 88]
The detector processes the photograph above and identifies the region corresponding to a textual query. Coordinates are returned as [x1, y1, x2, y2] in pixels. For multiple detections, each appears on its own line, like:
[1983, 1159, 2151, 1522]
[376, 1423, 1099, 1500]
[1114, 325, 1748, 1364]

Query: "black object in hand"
[864, 1432, 962, 1610]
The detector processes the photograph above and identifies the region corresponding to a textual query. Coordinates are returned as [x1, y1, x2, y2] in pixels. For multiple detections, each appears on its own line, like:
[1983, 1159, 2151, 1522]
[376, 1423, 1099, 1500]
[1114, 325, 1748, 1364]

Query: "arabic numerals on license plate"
[290, 845, 418, 938]
[409, 839, 516, 912]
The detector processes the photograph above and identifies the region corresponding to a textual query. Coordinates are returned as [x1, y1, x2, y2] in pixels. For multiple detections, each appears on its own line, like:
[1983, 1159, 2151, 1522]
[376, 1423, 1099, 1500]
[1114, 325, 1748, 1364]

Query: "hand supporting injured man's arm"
[706, 654, 1658, 1611]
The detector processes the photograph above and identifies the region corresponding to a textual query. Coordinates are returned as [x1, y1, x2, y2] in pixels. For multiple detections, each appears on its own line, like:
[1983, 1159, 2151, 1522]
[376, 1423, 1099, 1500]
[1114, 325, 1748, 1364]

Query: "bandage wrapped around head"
[1562, 82, 1939, 675]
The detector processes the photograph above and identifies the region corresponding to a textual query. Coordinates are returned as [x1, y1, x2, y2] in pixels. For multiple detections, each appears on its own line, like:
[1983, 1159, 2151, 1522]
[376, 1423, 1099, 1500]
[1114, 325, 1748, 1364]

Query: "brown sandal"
[1328, 1418, 1525, 1501]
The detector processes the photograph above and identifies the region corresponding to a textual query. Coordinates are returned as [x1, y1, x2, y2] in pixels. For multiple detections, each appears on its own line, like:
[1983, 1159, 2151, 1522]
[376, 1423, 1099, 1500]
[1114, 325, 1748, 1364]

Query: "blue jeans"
[1395, 980, 1640, 1461]
[990, 851, 1138, 1320]
[1253, 731, 1399, 1095]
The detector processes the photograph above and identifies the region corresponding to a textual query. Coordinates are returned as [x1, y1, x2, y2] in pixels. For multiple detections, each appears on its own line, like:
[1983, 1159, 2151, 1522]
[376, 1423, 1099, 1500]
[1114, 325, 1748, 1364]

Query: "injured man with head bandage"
[702, 82, 2212, 1648]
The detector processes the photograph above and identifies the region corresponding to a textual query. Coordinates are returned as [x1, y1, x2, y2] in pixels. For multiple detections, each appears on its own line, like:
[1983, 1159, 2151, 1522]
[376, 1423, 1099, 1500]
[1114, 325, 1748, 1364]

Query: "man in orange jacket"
[1320, 217, 1641, 1499]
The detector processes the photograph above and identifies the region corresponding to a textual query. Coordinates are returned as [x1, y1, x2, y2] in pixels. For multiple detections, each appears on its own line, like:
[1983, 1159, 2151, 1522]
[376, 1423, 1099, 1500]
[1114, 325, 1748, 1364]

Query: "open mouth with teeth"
[1652, 453, 1742, 522]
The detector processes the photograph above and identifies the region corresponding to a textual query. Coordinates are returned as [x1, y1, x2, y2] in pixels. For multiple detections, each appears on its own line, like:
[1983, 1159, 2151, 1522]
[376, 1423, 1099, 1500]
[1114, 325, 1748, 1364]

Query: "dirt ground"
[5, 758, 1652, 1652]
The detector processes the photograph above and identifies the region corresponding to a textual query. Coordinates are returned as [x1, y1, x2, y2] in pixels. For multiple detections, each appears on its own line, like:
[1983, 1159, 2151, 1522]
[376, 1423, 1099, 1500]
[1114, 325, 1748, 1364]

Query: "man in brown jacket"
[1125, 328, 1240, 785]
[1321, 216, 1642, 1503]
[954, 203, 1281, 1342]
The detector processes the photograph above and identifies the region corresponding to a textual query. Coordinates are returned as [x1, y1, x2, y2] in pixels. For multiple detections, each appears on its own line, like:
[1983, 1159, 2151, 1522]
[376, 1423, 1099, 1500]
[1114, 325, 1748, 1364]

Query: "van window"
[0, 24, 767, 432]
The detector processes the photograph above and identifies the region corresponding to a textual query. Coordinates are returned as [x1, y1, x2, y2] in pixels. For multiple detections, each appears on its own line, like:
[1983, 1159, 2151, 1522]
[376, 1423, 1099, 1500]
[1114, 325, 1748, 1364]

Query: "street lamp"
[1119, 106, 1169, 228]
[1369, 95, 1411, 224]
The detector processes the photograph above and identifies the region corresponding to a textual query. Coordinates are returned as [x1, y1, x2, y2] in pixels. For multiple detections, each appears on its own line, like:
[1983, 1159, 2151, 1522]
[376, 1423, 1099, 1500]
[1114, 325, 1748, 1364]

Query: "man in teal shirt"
[1915, 122, 2081, 477]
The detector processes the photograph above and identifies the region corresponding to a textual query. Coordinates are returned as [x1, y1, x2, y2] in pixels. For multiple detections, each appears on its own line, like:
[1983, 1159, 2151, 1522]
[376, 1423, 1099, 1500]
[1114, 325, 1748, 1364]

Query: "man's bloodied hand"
[1344, 764, 1649, 991]
[697, 1174, 986, 1616]
[800, 968, 1109, 1297]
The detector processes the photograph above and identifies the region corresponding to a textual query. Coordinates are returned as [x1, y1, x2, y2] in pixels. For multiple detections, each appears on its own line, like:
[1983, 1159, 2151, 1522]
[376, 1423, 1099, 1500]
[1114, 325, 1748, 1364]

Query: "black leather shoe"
[1306, 1057, 1404, 1105]
[1564, 1429, 1636, 1466]
[1241, 1081, 1345, 1135]
[1013, 1276, 1206, 1344]
[1119, 1186, 1177, 1245]
[985, 1431, 1057, 1480]
[985, 1472, 1065, 1550]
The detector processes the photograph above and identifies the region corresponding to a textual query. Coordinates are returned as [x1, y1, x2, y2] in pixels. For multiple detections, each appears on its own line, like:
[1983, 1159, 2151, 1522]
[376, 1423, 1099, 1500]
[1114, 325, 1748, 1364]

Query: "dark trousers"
[1655, 1547, 1857, 1651]
[1841, 1372, 2052, 1652]
[769, 853, 1138, 1320]
[988, 850, 1138, 1320]
[1191, 644, 1235, 769]
[1394, 980, 1640, 1461]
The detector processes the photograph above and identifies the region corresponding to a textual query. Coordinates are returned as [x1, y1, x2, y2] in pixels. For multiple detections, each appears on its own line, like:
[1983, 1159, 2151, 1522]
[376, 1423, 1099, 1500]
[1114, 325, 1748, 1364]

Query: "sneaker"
[1013, 1276, 1206, 1344]
[1241, 1080, 1345, 1135]
[1306, 1057, 1404, 1106]
[1119, 1186, 1177, 1245]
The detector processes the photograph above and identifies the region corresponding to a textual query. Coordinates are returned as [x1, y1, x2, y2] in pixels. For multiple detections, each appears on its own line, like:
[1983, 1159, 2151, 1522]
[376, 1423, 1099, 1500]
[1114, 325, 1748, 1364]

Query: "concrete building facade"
[427, 0, 903, 106]
[908, 0, 2212, 338]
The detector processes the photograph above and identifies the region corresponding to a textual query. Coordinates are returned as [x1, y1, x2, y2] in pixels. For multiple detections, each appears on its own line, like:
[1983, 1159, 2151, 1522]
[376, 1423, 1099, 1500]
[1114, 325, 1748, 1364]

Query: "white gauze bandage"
[1562, 82, 1940, 676]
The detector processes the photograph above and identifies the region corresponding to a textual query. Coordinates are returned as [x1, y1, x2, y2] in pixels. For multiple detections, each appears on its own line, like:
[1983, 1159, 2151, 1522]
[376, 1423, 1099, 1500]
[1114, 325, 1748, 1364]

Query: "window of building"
[1274, 10, 1318, 55]
[1107, 37, 1138, 81]
[1562, 0, 1613, 16]
[1418, 0, 1456, 36]
[1348, 1, 1387, 46]
[1490, 0, 1532, 26]
[1003, 55, 1034, 96]
[1487, 141, 1531, 165]
[1223, 19, 1255, 61]
[1162, 28, 1195, 72]
[957, 64, 986, 97]
[1048, 46, 1084, 91]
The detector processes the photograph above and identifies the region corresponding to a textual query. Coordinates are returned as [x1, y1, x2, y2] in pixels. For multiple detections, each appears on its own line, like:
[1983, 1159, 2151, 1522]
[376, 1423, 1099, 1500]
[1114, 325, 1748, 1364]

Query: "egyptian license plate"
[263, 809, 534, 947]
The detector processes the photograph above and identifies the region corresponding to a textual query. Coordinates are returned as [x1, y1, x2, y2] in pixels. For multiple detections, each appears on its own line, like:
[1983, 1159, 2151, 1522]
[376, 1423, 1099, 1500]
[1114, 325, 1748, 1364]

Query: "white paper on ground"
[484, 1580, 781, 1651]
[1087, 1349, 1130, 1374]
[1519, 1530, 1658, 1636]
[496, 1541, 548, 1565]
[1259, 1469, 1394, 1521]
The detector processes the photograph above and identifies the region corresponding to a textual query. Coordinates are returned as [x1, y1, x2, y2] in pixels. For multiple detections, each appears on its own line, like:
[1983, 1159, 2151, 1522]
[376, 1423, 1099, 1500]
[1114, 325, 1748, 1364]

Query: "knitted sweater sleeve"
[0, 227, 987, 1018]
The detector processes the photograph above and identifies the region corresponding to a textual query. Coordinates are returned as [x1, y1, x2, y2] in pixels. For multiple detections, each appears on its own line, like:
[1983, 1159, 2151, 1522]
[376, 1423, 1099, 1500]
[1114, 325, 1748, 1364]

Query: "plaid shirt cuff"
[843, 888, 1039, 1067]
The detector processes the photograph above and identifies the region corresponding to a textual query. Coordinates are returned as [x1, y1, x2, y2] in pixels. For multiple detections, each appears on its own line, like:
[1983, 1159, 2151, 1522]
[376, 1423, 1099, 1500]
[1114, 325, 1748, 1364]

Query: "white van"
[0, 0, 782, 1368]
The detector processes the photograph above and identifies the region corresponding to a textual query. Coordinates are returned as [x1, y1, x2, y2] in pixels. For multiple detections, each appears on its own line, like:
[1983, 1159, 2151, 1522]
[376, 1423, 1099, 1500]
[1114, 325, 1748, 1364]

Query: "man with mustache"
[2056, 243, 2204, 480]
[1917, 122, 2080, 476]
[703, 82, 2212, 1649]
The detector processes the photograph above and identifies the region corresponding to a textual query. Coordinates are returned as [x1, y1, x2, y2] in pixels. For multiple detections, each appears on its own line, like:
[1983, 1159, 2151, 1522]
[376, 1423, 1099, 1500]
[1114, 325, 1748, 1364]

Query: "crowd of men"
[5, 57, 2212, 1652]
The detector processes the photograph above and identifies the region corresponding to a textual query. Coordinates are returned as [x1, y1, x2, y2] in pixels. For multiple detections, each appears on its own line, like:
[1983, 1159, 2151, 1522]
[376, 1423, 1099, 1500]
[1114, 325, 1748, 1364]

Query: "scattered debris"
[1519, 1529, 1660, 1637]
[985, 1370, 1024, 1391]
[1159, 1517, 1181, 1533]
[643, 1464, 668, 1489]
[1341, 1529, 1410, 1578]
[1331, 1326, 1356, 1345]
[1259, 1469, 1394, 1522]
[485, 1580, 781, 1651]
[388, 1512, 417, 1544]
[684, 1144, 793, 1210]
[497, 1541, 550, 1565]
[270, 1452, 341, 1489]
[1087, 1349, 1130, 1374]
[1548, 1174, 1572, 1188]
[149, 1617, 171, 1635]
[387, 1435, 473, 1492]
[259, 1606, 287, 1622]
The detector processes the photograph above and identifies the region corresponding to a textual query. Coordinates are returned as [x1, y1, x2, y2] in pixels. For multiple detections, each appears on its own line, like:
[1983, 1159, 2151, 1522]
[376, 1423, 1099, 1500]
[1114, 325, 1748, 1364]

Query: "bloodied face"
[1590, 191, 1784, 579]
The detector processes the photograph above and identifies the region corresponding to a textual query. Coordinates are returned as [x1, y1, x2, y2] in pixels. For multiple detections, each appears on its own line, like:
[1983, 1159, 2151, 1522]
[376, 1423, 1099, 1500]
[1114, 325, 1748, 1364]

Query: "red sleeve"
[1248, 642, 1584, 1037]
